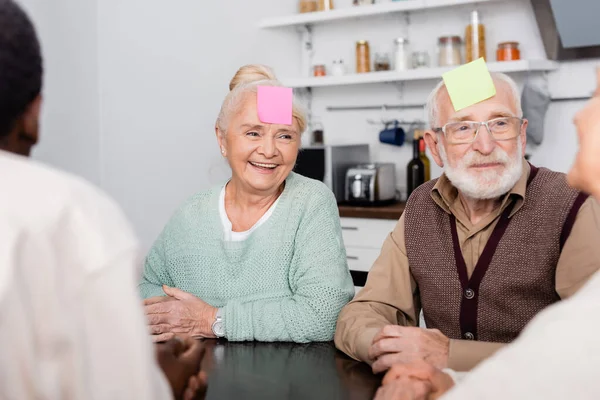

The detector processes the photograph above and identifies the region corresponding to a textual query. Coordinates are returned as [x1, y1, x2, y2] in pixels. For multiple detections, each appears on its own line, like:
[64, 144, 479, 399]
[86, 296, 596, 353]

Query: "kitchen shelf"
[282, 60, 559, 89]
[259, 0, 498, 29]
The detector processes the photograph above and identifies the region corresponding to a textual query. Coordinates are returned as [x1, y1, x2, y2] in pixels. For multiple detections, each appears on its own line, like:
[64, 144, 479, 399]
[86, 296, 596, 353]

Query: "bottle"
[406, 131, 425, 199]
[418, 135, 431, 182]
[465, 10, 486, 62]
[356, 40, 371, 73]
[394, 37, 410, 71]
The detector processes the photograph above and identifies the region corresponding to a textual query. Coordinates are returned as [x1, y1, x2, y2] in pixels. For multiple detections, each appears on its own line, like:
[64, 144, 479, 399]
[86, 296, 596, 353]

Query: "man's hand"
[369, 326, 450, 374]
[382, 361, 455, 400]
[155, 337, 208, 400]
[145, 285, 218, 343]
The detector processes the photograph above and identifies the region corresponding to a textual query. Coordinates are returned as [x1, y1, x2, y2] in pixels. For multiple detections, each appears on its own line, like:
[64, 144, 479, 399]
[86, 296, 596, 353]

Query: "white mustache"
[461, 148, 511, 168]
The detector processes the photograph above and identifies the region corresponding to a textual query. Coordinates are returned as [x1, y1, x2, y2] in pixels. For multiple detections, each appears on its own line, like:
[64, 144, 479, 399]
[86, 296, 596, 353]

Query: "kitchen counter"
[338, 201, 405, 220]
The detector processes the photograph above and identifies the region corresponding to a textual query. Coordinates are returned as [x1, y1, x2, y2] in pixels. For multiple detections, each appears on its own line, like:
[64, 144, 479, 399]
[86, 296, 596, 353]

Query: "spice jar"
[438, 36, 463, 67]
[412, 51, 430, 69]
[394, 38, 410, 71]
[356, 40, 371, 73]
[465, 10, 486, 62]
[496, 41, 521, 61]
[299, 0, 318, 13]
[317, 0, 334, 11]
[374, 53, 391, 71]
[313, 64, 326, 77]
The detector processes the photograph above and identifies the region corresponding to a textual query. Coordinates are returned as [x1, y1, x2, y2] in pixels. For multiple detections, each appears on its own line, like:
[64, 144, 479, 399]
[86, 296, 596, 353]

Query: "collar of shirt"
[430, 159, 531, 231]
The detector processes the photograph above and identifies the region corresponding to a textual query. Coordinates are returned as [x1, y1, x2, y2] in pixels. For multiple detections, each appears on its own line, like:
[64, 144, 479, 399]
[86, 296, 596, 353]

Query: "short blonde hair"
[424, 72, 523, 129]
[216, 64, 307, 135]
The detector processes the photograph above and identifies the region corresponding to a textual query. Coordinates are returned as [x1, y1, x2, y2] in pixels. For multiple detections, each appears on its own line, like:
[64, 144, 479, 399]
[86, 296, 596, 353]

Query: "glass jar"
[497, 41, 521, 61]
[412, 51, 430, 69]
[317, 0, 334, 11]
[313, 64, 326, 77]
[356, 40, 371, 73]
[394, 38, 410, 71]
[438, 36, 463, 67]
[299, 0, 318, 13]
[374, 53, 391, 71]
[465, 10, 486, 62]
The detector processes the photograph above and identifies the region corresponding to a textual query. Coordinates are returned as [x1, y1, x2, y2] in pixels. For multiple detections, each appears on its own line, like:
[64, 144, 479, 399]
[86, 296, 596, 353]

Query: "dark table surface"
[199, 340, 382, 400]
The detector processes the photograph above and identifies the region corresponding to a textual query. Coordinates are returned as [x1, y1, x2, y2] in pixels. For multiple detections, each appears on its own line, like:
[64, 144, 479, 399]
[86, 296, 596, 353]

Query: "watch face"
[213, 321, 225, 337]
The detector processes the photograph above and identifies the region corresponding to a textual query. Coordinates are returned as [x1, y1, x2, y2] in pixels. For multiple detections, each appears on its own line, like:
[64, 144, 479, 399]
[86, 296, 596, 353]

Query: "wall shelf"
[282, 60, 559, 89]
[259, 0, 498, 29]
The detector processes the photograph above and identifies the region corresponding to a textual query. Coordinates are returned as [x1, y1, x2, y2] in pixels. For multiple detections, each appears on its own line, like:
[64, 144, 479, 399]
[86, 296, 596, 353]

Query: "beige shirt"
[0, 151, 172, 399]
[335, 162, 600, 371]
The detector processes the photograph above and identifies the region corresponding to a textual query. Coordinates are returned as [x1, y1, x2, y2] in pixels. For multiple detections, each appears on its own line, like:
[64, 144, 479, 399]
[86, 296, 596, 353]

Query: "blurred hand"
[369, 326, 449, 374]
[374, 376, 432, 400]
[155, 337, 208, 400]
[382, 361, 455, 400]
[145, 285, 218, 343]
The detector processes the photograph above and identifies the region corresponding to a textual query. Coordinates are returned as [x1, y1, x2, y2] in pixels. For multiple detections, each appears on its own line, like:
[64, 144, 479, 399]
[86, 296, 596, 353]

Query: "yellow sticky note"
[442, 58, 496, 111]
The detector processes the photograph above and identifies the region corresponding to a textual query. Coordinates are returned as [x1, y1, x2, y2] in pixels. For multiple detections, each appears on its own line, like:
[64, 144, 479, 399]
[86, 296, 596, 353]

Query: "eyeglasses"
[433, 117, 524, 145]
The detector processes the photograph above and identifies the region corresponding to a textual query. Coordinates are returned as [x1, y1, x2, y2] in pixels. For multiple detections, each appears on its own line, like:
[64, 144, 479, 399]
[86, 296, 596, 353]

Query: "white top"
[219, 184, 280, 242]
[0, 151, 172, 400]
[443, 269, 600, 399]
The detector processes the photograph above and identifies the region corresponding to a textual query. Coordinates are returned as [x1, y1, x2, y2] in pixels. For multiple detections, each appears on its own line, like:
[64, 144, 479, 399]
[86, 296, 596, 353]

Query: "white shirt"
[0, 151, 172, 400]
[443, 269, 600, 399]
[218, 184, 280, 242]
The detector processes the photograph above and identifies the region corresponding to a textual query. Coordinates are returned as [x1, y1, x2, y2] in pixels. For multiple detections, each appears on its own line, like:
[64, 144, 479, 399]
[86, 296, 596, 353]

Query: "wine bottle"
[407, 132, 425, 199]
[419, 136, 431, 182]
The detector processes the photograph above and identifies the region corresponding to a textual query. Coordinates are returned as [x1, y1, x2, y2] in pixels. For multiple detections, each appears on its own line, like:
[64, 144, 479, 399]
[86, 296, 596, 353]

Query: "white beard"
[438, 143, 523, 200]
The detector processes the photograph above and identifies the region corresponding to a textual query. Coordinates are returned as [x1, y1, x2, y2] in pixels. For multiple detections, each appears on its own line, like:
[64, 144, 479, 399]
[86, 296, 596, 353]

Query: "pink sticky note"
[257, 86, 293, 126]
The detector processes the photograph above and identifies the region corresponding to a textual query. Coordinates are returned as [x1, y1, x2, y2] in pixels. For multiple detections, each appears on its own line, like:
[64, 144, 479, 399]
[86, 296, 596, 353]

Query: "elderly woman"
[140, 64, 354, 343]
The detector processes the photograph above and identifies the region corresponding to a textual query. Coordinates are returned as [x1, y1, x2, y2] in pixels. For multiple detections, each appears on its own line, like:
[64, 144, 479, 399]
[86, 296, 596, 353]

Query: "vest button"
[465, 288, 475, 299]
[464, 332, 475, 340]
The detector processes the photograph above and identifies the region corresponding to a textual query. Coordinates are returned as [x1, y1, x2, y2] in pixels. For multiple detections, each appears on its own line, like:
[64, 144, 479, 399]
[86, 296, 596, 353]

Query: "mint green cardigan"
[139, 172, 354, 343]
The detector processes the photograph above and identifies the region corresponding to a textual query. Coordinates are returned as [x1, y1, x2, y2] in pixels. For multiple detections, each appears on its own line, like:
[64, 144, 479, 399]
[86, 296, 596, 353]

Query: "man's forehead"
[438, 80, 516, 121]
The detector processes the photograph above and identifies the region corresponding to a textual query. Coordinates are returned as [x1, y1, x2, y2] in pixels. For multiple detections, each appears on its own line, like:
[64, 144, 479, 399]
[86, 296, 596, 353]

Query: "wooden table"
[338, 202, 405, 220]
[199, 340, 381, 400]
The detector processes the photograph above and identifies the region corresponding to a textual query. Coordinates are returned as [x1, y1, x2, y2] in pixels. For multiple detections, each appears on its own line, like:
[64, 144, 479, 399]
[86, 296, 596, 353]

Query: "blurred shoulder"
[0, 152, 132, 233]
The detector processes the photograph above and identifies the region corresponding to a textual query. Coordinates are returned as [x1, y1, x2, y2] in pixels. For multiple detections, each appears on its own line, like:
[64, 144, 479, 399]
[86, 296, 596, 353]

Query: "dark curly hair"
[0, 0, 43, 138]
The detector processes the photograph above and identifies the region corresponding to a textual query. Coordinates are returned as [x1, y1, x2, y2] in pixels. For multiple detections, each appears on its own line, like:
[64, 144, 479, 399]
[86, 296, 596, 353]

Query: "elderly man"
[373, 67, 600, 400]
[334, 71, 600, 373]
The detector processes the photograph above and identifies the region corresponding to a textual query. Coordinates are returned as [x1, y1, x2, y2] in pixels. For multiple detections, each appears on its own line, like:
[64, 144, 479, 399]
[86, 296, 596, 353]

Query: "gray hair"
[216, 64, 307, 135]
[424, 72, 523, 129]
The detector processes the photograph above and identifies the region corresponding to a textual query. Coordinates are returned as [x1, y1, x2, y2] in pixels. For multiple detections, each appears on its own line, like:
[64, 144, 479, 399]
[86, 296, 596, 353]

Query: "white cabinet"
[340, 217, 398, 294]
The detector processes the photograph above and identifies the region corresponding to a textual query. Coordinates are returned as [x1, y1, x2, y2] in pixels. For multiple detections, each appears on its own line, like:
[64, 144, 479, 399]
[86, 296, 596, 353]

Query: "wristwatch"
[211, 308, 225, 338]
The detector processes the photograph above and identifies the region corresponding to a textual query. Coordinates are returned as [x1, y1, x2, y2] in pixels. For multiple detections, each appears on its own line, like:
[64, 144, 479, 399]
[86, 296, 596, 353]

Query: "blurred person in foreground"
[0, 1, 205, 398]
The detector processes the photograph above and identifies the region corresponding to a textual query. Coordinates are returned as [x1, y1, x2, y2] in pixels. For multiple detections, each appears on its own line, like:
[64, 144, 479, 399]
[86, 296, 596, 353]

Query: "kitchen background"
[16, 0, 598, 251]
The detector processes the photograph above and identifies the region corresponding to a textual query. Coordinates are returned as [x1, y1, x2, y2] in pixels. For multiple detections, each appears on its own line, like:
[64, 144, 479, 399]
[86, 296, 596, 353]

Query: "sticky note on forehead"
[257, 86, 293, 126]
[442, 58, 496, 112]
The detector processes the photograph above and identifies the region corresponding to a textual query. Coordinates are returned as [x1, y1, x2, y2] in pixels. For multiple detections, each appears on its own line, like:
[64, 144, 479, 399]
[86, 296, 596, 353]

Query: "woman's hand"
[145, 285, 218, 342]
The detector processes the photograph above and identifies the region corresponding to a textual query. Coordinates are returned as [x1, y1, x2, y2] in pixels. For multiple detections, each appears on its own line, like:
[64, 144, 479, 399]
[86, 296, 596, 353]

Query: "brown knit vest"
[404, 165, 588, 343]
